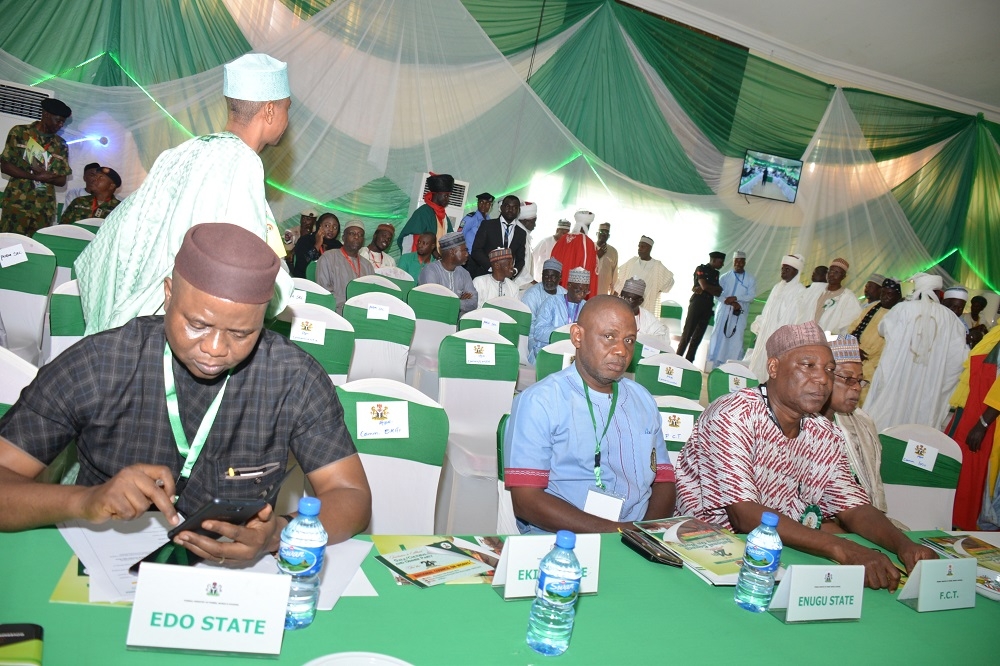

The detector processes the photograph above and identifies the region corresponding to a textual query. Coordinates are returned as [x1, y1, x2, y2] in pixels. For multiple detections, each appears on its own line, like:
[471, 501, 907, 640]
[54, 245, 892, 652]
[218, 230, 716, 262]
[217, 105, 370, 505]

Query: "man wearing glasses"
[675, 321, 935, 590]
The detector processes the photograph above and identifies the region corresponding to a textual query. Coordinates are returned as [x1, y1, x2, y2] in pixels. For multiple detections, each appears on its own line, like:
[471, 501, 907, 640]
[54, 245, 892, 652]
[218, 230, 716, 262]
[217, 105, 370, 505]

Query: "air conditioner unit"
[414, 172, 469, 226]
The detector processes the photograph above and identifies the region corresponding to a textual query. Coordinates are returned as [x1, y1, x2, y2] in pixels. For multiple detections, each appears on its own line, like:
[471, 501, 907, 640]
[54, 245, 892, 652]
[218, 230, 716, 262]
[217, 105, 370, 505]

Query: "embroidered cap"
[621, 278, 646, 297]
[489, 247, 513, 262]
[829, 257, 850, 272]
[438, 231, 466, 250]
[174, 223, 279, 304]
[765, 320, 828, 359]
[639, 235, 655, 247]
[556, 218, 571, 230]
[828, 335, 862, 364]
[542, 258, 562, 273]
[568, 267, 591, 285]
[223, 53, 289, 101]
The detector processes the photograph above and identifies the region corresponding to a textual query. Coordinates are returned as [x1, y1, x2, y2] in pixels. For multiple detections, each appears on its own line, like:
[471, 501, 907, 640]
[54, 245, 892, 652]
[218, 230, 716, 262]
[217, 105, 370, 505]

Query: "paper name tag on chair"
[126, 563, 289, 655]
[768, 564, 864, 623]
[897, 557, 976, 612]
[356, 400, 409, 439]
[492, 534, 600, 600]
[466, 342, 495, 365]
[640, 344, 660, 358]
[367, 303, 389, 320]
[481, 317, 500, 332]
[660, 412, 694, 442]
[0, 244, 28, 268]
[288, 288, 307, 304]
[290, 317, 326, 345]
[901, 439, 938, 471]
[657, 365, 683, 387]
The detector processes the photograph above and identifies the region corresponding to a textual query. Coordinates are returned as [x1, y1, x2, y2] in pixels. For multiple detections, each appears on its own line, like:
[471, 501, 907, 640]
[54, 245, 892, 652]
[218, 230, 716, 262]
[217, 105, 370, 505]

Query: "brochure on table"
[634, 517, 748, 585]
[768, 565, 865, 623]
[492, 533, 601, 600]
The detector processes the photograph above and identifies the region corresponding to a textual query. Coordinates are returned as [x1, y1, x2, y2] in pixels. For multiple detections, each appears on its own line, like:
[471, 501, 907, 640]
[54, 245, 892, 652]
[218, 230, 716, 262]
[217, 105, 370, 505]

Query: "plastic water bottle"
[277, 497, 327, 630]
[526, 530, 582, 656]
[734, 511, 782, 612]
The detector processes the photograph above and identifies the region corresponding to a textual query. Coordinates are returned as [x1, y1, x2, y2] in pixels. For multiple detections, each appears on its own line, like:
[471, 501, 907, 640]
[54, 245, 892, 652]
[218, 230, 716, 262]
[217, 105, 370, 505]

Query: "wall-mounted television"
[738, 149, 803, 203]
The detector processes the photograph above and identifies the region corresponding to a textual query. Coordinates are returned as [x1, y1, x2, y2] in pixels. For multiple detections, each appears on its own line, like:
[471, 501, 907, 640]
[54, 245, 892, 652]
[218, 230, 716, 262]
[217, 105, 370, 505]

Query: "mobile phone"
[620, 529, 684, 567]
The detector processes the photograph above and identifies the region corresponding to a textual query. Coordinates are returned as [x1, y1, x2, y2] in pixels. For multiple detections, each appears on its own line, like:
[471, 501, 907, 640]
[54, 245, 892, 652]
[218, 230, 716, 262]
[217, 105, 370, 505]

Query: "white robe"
[863, 298, 968, 431]
[472, 274, 520, 305]
[748, 278, 806, 381]
[359, 247, 396, 270]
[801, 284, 863, 335]
[615, 257, 674, 313]
[531, 235, 558, 282]
[514, 221, 534, 287]
[636, 307, 671, 341]
[707, 269, 757, 371]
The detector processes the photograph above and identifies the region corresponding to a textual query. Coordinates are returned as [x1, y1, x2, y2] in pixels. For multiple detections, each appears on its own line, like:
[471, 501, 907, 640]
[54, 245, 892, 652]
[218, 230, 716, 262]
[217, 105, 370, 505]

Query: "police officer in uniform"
[676, 251, 725, 363]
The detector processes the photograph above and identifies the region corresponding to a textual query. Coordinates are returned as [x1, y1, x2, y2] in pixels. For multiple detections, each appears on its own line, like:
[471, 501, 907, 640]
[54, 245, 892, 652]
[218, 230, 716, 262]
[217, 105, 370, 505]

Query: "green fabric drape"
[529, 3, 711, 194]
[614, 3, 834, 160]
[0, 0, 250, 87]
[462, 0, 602, 56]
[879, 435, 961, 489]
[843, 88, 974, 162]
[33, 235, 89, 269]
[0, 255, 56, 296]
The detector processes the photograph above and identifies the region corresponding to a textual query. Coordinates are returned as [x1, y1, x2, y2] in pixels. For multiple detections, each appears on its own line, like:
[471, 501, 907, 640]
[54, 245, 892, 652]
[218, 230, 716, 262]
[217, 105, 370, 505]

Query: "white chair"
[655, 396, 705, 467]
[405, 283, 460, 400]
[377, 267, 416, 299]
[435, 329, 519, 534]
[880, 424, 963, 530]
[0, 345, 38, 414]
[0, 233, 57, 365]
[495, 413, 519, 535]
[342, 292, 415, 382]
[534, 339, 577, 382]
[345, 274, 402, 301]
[626, 332, 675, 378]
[32, 224, 95, 293]
[707, 360, 759, 403]
[548, 323, 573, 344]
[290, 277, 337, 312]
[72, 216, 106, 234]
[659, 300, 683, 342]
[337, 378, 449, 534]
[484, 296, 534, 390]
[42, 280, 85, 365]
[271, 301, 355, 385]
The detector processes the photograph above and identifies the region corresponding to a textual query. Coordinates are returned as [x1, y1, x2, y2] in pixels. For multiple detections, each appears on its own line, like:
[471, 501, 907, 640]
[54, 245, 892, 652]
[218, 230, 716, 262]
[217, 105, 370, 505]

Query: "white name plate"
[0, 244, 28, 268]
[657, 364, 683, 387]
[492, 534, 600, 600]
[769, 564, 865, 623]
[127, 562, 290, 655]
[897, 557, 976, 612]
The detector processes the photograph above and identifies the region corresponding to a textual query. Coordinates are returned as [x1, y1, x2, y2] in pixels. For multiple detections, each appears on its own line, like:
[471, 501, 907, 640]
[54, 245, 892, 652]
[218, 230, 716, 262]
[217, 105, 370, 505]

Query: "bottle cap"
[298, 496, 321, 516]
[554, 530, 576, 549]
[761, 511, 779, 527]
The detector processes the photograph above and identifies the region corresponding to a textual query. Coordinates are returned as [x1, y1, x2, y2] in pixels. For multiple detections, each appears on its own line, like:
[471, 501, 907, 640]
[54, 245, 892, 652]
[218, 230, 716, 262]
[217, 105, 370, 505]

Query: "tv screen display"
[738, 150, 803, 203]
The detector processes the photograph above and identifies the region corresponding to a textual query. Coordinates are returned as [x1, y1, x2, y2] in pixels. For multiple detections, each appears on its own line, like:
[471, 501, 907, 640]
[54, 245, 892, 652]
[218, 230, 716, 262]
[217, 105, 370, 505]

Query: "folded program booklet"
[634, 517, 747, 585]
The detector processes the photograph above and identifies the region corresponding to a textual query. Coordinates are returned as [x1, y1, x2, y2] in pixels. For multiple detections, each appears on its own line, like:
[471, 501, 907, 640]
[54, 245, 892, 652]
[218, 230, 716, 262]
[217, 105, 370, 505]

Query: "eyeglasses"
[833, 373, 870, 388]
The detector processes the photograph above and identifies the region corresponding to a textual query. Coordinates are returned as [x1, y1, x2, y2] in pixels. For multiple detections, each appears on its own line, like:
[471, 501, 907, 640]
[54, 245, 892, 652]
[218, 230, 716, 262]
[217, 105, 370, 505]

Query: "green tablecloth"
[1, 529, 997, 664]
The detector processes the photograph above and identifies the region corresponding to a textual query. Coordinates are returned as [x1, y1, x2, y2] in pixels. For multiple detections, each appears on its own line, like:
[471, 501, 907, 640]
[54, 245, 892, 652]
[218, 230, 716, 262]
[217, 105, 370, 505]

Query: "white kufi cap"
[224, 53, 290, 102]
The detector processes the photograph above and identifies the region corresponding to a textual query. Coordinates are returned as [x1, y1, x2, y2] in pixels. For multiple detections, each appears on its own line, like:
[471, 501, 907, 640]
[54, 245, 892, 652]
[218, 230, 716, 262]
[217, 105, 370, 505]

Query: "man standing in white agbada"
[706, 250, 757, 371]
[801, 257, 862, 335]
[748, 253, 806, 382]
[513, 202, 537, 288]
[595, 222, 618, 296]
[619, 278, 671, 343]
[75, 53, 292, 334]
[531, 218, 569, 282]
[864, 273, 969, 431]
[614, 235, 674, 313]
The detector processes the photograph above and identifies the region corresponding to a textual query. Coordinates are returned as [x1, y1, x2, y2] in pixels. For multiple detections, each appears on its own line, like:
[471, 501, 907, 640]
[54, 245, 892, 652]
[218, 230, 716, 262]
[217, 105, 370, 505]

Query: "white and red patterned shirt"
[675, 387, 868, 530]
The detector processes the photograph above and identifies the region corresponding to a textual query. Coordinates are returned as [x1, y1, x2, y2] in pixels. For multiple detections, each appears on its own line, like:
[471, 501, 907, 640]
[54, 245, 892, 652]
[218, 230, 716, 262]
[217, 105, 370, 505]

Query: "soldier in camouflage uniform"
[0, 98, 72, 237]
[60, 166, 121, 225]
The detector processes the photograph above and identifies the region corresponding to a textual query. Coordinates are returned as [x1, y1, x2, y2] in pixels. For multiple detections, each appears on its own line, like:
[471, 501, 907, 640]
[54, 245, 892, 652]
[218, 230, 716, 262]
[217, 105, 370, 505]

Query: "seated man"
[61, 165, 121, 224]
[418, 231, 477, 319]
[619, 277, 670, 343]
[473, 247, 519, 304]
[315, 220, 374, 314]
[821, 335, 901, 527]
[397, 231, 436, 281]
[521, 257, 566, 317]
[504, 295, 675, 533]
[0, 223, 371, 562]
[528, 266, 589, 363]
[675, 321, 935, 590]
[359, 223, 396, 272]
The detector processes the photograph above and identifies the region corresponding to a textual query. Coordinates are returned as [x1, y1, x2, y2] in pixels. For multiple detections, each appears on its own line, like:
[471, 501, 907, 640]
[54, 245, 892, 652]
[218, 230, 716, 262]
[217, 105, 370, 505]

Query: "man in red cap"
[675, 321, 935, 590]
[0, 223, 371, 562]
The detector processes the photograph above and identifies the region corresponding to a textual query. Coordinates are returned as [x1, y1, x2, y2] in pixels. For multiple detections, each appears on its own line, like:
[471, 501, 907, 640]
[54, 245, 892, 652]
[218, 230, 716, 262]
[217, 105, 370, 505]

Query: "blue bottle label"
[742, 542, 780, 574]
[277, 543, 325, 577]
[537, 571, 580, 606]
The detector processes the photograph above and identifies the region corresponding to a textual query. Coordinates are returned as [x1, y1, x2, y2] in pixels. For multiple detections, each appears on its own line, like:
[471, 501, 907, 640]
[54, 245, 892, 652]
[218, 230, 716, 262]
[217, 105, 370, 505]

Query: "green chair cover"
[659, 302, 683, 321]
[0, 253, 57, 295]
[306, 261, 317, 282]
[408, 289, 460, 325]
[303, 290, 337, 311]
[49, 293, 85, 337]
[485, 304, 531, 338]
[343, 304, 415, 346]
[384, 276, 415, 299]
[73, 222, 101, 234]
[496, 413, 510, 481]
[707, 367, 759, 402]
[438, 334, 519, 381]
[336, 389, 449, 466]
[535, 346, 574, 382]
[33, 234, 90, 270]
[879, 435, 962, 489]
[657, 405, 704, 456]
[346, 278, 401, 301]
[627, 338, 672, 373]
[0, 404, 10, 419]
[459, 316, 519, 347]
[549, 327, 571, 344]
[635, 360, 703, 401]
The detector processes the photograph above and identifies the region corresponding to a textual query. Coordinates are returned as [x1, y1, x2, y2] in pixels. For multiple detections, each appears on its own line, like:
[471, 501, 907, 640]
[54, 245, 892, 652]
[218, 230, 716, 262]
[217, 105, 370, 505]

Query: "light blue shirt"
[529, 295, 583, 363]
[521, 282, 566, 318]
[460, 210, 486, 250]
[504, 364, 668, 533]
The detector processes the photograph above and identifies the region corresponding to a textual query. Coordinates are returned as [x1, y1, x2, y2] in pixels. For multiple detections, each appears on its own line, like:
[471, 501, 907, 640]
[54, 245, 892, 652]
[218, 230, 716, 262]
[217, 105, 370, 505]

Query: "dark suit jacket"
[469, 217, 527, 278]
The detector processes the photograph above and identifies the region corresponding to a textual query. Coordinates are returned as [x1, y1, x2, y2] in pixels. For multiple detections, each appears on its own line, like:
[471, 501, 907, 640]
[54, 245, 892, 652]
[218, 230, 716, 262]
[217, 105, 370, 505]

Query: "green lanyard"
[583, 381, 618, 491]
[163, 343, 231, 480]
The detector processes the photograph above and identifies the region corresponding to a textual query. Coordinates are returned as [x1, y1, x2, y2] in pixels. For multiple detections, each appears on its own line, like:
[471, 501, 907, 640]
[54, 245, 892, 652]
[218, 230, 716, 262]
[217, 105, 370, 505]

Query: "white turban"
[572, 210, 595, 234]
[518, 202, 537, 220]
[910, 272, 943, 301]
[943, 286, 969, 300]
[781, 254, 804, 272]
